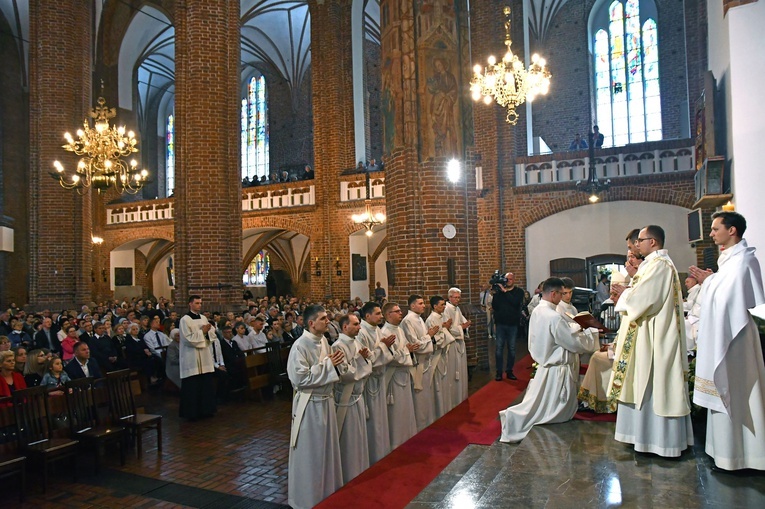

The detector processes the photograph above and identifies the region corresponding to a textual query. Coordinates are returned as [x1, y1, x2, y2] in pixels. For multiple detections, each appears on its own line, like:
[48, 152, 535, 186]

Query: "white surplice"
[381, 321, 417, 449]
[356, 320, 393, 463]
[287, 331, 345, 509]
[607, 249, 694, 457]
[444, 302, 469, 405]
[694, 239, 765, 470]
[400, 310, 436, 431]
[499, 300, 597, 443]
[426, 310, 455, 418]
[332, 333, 373, 482]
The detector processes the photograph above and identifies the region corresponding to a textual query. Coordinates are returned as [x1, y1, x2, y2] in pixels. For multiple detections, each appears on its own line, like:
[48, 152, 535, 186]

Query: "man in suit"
[91, 321, 127, 373]
[78, 320, 96, 345]
[65, 341, 103, 380]
[219, 326, 247, 390]
[34, 317, 60, 353]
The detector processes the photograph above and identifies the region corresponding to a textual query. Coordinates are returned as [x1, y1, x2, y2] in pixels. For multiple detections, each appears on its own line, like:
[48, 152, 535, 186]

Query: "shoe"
[507, 372, 517, 380]
[495, 374, 503, 381]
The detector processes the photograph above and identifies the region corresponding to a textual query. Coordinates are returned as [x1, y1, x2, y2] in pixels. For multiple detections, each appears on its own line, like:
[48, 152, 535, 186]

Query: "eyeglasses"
[637, 237, 654, 243]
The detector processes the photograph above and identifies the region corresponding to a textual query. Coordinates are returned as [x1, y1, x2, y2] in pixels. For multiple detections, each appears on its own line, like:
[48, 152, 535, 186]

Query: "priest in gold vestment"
[607, 225, 693, 457]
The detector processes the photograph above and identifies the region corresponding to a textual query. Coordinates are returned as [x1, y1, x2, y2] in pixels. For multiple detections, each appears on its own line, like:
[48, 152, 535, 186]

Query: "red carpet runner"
[316, 355, 534, 509]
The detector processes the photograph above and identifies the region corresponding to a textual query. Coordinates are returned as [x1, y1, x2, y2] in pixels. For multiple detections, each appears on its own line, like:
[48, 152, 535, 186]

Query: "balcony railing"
[107, 185, 315, 225]
[340, 175, 385, 202]
[515, 139, 695, 187]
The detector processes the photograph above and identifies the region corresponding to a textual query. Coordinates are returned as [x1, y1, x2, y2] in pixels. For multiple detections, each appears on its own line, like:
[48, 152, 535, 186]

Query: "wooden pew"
[244, 350, 271, 400]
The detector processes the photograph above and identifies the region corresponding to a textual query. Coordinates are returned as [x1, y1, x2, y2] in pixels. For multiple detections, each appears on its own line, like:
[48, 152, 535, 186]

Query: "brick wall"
[28, 0, 93, 309]
[173, 0, 242, 311]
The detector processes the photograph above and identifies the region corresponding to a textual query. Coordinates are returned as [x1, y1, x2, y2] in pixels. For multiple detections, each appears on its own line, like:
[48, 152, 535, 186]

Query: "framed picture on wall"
[114, 267, 133, 287]
[352, 254, 367, 281]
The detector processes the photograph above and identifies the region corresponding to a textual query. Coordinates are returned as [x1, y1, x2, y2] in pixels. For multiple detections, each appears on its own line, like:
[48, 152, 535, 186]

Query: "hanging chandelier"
[470, 6, 551, 124]
[352, 173, 385, 237]
[52, 94, 149, 194]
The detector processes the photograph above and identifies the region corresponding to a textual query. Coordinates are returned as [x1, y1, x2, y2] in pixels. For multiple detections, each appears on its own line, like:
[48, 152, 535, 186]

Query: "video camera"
[489, 270, 508, 292]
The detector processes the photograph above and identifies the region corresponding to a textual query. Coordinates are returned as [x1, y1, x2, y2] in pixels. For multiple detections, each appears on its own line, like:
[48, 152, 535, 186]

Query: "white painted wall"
[151, 254, 174, 301]
[375, 247, 388, 298]
[525, 201, 697, 289]
[724, 2, 765, 267]
[110, 249, 135, 290]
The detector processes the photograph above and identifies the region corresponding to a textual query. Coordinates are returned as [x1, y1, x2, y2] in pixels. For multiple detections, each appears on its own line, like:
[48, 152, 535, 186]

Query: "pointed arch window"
[166, 114, 175, 196]
[243, 250, 270, 286]
[241, 75, 269, 181]
[593, 0, 661, 147]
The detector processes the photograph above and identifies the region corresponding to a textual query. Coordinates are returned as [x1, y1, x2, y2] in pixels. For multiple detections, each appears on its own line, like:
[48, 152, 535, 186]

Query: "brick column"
[173, 0, 242, 311]
[381, 0, 479, 301]
[310, 0, 357, 300]
[28, 0, 93, 309]
[381, 0, 481, 365]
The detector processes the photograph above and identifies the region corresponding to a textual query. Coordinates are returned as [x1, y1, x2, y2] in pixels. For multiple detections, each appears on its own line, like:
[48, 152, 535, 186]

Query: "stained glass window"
[243, 250, 270, 286]
[166, 114, 175, 196]
[241, 75, 269, 181]
[593, 0, 661, 147]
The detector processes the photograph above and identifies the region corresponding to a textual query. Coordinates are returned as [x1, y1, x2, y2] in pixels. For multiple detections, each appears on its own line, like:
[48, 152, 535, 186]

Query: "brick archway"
[241, 215, 315, 239]
[518, 182, 697, 230]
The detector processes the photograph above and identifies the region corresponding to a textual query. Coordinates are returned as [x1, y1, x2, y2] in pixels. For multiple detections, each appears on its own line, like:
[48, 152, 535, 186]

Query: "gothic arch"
[104, 225, 174, 254]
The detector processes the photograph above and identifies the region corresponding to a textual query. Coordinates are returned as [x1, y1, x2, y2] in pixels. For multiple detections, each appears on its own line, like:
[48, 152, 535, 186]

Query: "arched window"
[243, 250, 270, 286]
[166, 114, 175, 196]
[593, 0, 661, 147]
[241, 75, 269, 181]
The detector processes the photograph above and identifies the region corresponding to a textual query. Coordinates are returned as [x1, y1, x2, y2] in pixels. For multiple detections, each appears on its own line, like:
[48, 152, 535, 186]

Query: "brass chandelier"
[470, 6, 551, 124]
[352, 173, 385, 237]
[52, 95, 149, 194]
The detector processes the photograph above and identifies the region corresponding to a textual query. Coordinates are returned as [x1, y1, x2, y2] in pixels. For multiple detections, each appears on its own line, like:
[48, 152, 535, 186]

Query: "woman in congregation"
[24, 348, 50, 386]
[0, 350, 27, 404]
[12, 346, 27, 374]
[40, 355, 71, 395]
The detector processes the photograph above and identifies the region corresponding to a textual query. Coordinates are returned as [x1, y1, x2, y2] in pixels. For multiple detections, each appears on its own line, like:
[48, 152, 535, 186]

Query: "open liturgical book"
[565, 311, 608, 332]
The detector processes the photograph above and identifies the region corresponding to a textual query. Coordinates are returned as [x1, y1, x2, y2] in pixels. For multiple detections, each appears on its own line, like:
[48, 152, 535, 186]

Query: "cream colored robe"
[425, 310, 455, 417]
[332, 333, 373, 483]
[401, 310, 436, 431]
[607, 249, 691, 417]
[287, 331, 344, 509]
[356, 320, 394, 463]
[381, 321, 417, 449]
[694, 239, 765, 470]
[499, 300, 597, 442]
[443, 302, 469, 404]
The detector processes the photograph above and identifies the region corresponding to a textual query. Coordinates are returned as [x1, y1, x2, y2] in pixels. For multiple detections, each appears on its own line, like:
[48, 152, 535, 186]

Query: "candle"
[722, 201, 735, 212]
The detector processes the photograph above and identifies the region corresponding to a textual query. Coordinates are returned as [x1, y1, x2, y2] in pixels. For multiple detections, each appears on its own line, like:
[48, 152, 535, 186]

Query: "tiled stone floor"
[5, 333, 765, 508]
[409, 419, 765, 509]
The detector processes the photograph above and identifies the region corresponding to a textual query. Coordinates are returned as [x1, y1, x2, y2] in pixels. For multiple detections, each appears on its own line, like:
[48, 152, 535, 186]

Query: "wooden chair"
[12, 385, 79, 492]
[105, 369, 162, 458]
[65, 377, 126, 472]
[0, 452, 26, 502]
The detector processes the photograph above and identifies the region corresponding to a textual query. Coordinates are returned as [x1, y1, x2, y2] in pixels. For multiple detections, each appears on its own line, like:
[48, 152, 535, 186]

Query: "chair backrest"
[12, 386, 51, 446]
[600, 303, 621, 333]
[265, 341, 285, 373]
[65, 377, 99, 434]
[105, 369, 137, 421]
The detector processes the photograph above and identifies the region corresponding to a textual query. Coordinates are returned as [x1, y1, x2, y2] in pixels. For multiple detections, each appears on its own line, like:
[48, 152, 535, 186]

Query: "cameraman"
[491, 272, 527, 381]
